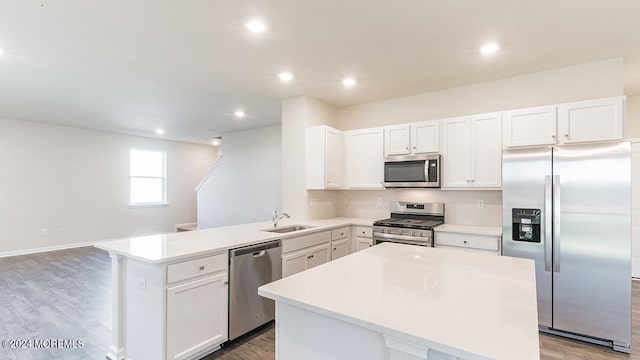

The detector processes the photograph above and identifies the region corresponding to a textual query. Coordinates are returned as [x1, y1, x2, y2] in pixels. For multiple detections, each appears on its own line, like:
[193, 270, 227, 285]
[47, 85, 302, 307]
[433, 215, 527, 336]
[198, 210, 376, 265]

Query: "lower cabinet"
[123, 252, 228, 360]
[353, 226, 373, 252]
[434, 229, 501, 255]
[166, 273, 228, 360]
[282, 242, 330, 277]
[331, 240, 348, 260]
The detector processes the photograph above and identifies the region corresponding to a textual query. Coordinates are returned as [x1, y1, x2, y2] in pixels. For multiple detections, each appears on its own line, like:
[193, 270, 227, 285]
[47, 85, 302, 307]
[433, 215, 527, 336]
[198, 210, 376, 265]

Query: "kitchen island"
[259, 243, 539, 360]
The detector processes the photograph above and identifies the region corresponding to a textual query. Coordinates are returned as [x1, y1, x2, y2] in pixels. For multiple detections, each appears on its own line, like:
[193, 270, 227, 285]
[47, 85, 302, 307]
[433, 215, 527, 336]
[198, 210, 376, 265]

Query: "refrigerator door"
[552, 142, 631, 345]
[502, 147, 552, 327]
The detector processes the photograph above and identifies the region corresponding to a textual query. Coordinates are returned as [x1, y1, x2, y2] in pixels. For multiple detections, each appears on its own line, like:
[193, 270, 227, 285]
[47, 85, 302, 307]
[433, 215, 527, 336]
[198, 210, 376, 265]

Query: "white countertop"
[259, 243, 539, 360]
[435, 224, 503, 236]
[94, 217, 374, 263]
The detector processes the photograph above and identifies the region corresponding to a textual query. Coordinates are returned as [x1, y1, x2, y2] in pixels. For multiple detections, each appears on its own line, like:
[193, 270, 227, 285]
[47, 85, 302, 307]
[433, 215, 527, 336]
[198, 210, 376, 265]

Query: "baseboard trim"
[0, 240, 98, 258]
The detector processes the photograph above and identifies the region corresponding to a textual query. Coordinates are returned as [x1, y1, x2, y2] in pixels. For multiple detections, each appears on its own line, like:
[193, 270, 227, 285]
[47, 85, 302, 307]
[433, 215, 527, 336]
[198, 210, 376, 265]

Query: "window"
[130, 149, 167, 206]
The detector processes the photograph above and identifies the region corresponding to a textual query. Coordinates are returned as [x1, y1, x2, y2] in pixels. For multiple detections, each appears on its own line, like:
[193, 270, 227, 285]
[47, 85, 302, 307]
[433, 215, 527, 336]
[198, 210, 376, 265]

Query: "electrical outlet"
[137, 277, 147, 291]
[377, 197, 383, 206]
[477, 200, 485, 209]
[61, 227, 66, 234]
[40, 228, 48, 236]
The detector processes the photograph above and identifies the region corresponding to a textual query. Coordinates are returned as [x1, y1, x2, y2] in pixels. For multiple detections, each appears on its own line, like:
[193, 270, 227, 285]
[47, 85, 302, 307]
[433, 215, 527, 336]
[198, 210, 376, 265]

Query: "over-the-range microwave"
[383, 153, 440, 188]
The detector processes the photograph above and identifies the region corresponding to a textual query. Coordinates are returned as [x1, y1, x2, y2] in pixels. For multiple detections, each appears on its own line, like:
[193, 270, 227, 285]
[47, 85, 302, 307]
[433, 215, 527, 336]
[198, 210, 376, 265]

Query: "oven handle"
[373, 232, 431, 242]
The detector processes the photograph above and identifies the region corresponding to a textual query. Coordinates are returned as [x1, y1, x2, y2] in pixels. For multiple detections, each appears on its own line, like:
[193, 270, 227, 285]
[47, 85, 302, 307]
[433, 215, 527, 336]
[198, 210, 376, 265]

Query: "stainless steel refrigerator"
[502, 142, 631, 353]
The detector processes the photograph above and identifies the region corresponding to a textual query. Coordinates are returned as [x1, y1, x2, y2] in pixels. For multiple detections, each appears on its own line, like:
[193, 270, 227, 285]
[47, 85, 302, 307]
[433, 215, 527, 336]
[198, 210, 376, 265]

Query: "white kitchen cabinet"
[384, 125, 411, 156]
[353, 226, 373, 252]
[166, 273, 228, 360]
[557, 97, 624, 144]
[331, 226, 351, 259]
[122, 252, 229, 360]
[435, 229, 501, 255]
[282, 243, 330, 277]
[503, 106, 557, 148]
[342, 128, 384, 189]
[442, 113, 501, 189]
[503, 96, 624, 148]
[411, 120, 440, 154]
[306, 125, 342, 189]
[384, 121, 440, 157]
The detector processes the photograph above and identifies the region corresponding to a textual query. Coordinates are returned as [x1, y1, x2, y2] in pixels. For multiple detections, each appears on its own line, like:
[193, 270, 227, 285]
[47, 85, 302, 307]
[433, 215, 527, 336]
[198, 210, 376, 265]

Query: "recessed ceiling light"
[234, 111, 246, 118]
[480, 42, 499, 56]
[342, 77, 356, 88]
[278, 72, 293, 82]
[211, 138, 222, 146]
[155, 128, 165, 135]
[245, 19, 267, 33]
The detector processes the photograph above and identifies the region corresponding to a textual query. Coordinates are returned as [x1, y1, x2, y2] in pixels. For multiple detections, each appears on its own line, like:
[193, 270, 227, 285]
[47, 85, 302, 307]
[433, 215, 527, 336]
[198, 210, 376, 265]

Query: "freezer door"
[552, 142, 631, 345]
[502, 147, 552, 327]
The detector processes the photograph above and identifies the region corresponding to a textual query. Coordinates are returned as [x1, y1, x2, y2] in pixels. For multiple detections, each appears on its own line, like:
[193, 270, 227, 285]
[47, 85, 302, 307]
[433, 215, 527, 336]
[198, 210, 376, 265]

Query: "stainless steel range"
[373, 202, 444, 247]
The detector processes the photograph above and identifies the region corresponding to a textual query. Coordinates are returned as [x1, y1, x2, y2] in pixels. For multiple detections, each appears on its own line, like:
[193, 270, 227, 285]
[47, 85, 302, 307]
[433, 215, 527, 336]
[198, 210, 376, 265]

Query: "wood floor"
[1, 246, 640, 359]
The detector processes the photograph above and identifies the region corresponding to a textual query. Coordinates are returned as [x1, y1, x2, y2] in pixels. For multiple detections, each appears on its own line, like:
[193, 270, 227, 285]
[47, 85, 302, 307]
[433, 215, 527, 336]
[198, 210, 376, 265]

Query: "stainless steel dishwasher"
[228, 240, 282, 340]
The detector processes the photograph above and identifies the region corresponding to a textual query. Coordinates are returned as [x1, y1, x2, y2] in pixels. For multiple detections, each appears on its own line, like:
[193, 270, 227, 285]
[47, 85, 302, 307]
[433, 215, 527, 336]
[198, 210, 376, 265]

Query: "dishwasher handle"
[230, 240, 281, 257]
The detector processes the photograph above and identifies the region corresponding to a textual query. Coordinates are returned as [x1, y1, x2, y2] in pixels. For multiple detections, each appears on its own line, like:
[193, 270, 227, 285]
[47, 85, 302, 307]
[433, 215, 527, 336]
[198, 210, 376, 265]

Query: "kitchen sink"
[262, 225, 314, 233]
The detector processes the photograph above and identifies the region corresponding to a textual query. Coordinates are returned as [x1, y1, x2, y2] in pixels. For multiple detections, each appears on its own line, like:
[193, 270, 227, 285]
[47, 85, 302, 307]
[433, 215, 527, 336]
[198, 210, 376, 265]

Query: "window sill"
[128, 202, 169, 209]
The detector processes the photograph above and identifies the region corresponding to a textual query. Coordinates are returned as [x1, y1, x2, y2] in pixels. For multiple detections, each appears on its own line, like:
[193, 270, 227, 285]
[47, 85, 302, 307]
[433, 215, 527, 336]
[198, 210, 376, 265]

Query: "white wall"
[333, 58, 624, 226]
[281, 97, 339, 220]
[338, 58, 624, 129]
[197, 125, 281, 228]
[0, 118, 216, 255]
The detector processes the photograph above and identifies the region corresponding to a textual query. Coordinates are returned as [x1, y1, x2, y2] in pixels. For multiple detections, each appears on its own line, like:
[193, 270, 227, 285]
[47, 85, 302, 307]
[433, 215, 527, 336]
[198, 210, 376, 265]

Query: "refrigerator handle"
[553, 175, 561, 273]
[544, 175, 552, 272]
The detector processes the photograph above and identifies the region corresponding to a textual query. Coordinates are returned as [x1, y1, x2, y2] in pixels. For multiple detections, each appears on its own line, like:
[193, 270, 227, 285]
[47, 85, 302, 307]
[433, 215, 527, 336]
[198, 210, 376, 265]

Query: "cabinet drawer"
[331, 227, 350, 240]
[282, 231, 331, 254]
[436, 233, 499, 251]
[355, 226, 372, 238]
[167, 253, 228, 284]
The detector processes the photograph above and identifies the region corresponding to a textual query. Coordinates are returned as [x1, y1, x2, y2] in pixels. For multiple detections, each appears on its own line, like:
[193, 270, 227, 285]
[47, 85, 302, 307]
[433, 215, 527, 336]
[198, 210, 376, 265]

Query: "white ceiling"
[1, 0, 640, 144]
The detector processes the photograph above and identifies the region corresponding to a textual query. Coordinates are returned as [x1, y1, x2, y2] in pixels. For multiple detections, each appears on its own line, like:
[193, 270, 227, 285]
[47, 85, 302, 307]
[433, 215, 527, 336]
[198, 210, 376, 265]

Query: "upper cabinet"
[343, 128, 384, 189]
[503, 97, 624, 148]
[503, 106, 557, 148]
[384, 120, 440, 157]
[557, 97, 624, 144]
[442, 113, 502, 189]
[306, 126, 342, 189]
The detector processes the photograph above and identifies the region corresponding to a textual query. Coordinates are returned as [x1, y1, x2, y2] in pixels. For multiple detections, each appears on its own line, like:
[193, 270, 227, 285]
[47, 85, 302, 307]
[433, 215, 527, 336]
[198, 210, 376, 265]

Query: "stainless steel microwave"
[383, 154, 440, 188]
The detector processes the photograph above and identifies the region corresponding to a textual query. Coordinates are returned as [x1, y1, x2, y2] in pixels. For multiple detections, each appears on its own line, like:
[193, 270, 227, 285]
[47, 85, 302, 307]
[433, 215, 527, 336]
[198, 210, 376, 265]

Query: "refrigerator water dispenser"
[512, 208, 541, 243]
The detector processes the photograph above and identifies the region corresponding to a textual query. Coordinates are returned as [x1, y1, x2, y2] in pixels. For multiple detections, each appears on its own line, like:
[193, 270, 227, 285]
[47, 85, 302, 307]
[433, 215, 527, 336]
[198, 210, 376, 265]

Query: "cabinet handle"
[223, 281, 229, 285]
[405, 147, 409, 150]
[463, 240, 468, 244]
[333, 247, 337, 251]
[551, 134, 556, 139]
[564, 134, 569, 139]
[199, 265, 205, 271]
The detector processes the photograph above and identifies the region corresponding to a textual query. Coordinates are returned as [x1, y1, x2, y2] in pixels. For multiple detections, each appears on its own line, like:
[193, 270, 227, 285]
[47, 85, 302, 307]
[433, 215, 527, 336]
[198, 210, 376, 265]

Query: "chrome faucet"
[272, 209, 290, 227]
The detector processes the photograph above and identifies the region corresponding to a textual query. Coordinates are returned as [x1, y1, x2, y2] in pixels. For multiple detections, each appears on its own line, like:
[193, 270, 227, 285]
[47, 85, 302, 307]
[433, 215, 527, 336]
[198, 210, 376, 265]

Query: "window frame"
[128, 148, 168, 207]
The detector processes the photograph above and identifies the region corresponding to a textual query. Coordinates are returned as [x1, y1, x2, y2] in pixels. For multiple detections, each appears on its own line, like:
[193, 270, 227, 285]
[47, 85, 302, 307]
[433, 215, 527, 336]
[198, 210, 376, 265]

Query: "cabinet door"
[282, 250, 308, 277]
[557, 97, 624, 144]
[166, 273, 228, 360]
[471, 113, 502, 188]
[331, 240, 348, 260]
[307, 244, 330, 269]
[411, 120, 440, 153]
[503, 106, 557, 148]
[325, 128, 342, 188]
[357, 238, 373, 251]
[442, 117, 472, 188]
[384, 125, 411, 156]
[349, 128, 384, 188]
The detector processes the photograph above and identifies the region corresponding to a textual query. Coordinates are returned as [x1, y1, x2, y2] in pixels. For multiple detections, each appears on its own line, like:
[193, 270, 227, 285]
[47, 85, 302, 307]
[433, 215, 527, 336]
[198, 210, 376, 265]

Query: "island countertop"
[94, 217, 374, 263]
[259, 242, 539, 360]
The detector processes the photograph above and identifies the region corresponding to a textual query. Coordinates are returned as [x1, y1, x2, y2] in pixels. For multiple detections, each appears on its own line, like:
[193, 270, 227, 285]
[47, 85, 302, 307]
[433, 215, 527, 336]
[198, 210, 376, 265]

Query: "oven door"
[373, 232, 433, 247]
